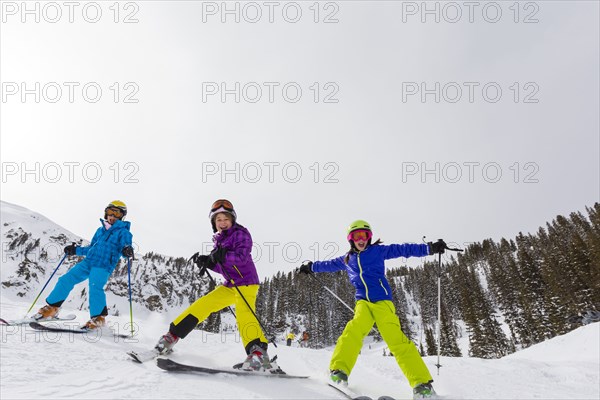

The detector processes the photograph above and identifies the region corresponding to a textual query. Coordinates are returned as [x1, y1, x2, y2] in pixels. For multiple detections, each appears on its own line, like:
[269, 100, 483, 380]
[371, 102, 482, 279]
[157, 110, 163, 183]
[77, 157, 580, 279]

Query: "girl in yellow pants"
[332, 300, 432, 387]
[298, 220, 447, 399]
[154, 200, 272, 371]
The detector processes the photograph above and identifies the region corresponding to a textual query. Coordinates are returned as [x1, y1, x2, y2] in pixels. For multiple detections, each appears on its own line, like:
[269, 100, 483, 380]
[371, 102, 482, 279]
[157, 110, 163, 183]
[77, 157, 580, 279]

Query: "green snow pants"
[330, 299, 433, 388]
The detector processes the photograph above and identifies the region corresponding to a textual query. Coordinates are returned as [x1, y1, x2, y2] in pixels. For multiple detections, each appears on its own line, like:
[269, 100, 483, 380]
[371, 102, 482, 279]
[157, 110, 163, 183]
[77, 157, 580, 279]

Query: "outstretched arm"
[298, 255, 346, 274]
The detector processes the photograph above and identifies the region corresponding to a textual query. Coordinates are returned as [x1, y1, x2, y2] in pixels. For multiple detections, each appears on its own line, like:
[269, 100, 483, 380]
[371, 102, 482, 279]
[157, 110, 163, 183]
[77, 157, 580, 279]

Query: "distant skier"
[298, 220, 446, 399]
[153, 199, 274, 371]
[286, 332, 296, 346]
[33, 200, 134, 330]
[300, 330, 310, 348]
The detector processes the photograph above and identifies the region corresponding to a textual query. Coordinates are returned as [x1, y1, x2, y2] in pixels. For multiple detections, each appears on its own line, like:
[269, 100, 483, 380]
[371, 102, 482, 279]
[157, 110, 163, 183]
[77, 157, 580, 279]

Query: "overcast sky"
[1, 1, 598, 278]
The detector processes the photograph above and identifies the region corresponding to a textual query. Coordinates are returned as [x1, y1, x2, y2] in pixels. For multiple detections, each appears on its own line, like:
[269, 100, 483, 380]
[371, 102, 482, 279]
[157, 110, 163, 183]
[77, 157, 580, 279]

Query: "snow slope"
[1, 295, 598, 400]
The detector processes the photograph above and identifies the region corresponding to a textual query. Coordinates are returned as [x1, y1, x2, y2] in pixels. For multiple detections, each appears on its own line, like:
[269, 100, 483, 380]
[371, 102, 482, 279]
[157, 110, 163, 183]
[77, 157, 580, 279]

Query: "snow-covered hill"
[0, 200, 210, 315]
[1, 200, 82, 297]
[1, 294, 598, 399]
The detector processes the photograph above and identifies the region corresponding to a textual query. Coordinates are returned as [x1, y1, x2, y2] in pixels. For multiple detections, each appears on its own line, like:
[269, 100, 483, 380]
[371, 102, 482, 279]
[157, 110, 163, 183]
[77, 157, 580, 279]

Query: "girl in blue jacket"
[33, 200, 134, 330]
[298, 220, 446, 399]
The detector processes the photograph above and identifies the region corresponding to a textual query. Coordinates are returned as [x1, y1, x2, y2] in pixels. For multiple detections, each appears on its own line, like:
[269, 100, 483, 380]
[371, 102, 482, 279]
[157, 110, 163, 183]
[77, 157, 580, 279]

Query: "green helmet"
[347, 220, 371, 234]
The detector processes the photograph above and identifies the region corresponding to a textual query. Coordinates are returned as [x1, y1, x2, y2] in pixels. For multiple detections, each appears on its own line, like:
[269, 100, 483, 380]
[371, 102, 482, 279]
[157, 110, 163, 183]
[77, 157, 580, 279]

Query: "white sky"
[1, 1, 599, 278]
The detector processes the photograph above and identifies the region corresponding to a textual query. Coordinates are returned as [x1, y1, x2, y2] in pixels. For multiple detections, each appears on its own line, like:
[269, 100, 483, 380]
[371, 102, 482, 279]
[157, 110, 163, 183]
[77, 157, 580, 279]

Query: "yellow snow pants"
[330, 299, 433, 388]
[171, 284, 267, 349]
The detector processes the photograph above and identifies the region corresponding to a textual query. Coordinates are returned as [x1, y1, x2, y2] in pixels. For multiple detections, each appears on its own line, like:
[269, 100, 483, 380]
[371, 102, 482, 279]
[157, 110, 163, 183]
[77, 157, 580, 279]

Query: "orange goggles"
[347, 229, 372, 242]
[211, 199, 234, 212]
[105, 207, 123, 218]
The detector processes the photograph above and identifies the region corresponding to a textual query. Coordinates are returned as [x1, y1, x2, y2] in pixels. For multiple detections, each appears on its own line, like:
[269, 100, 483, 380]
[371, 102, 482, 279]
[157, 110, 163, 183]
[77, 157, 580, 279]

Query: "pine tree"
[439, 302, 462, 357]
[387, 269, 414, 339]
[424, 327, 437, 356]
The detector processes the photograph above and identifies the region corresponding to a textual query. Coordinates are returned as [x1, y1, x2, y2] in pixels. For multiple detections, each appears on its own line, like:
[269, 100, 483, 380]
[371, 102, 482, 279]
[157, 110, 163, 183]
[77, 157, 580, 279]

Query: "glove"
[209, 246, 227, 265]
[428, 239, 447, 255]
[192, 254, 216, 271]
[64, 243, 77, 256]
[189, 252, 201, 265]
[122, 246, 134, 258]
[298, 261, 313, 274]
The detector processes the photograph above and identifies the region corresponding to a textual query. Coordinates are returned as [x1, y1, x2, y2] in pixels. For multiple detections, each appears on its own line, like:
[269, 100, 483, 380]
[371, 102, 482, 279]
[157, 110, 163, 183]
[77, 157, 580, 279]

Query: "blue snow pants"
[46, 260, 112, 318]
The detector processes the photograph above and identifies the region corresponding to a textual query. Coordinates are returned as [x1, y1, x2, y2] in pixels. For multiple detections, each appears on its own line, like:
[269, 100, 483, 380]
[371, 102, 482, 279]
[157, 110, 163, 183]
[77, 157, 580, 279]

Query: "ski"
[328, 383, 373, 400]
[127, 349, 162, 363]
[29, 322, 131, 339]
[0, 314, 76, 326]
[328, 383, 396, 400]
[156, 358, 309, 379]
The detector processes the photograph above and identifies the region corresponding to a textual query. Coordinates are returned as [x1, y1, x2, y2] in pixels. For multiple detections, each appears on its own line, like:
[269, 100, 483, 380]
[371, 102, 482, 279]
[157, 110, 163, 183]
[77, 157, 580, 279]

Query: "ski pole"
[435, 251, 442, 375]
[307, 273, 355, 313]
[25, 252, 69, 318]
[127, 256, 135, 337]
[423, 238, 463, 376]
[203, 268, 237, 319]
[187, 256, 238, 319]
[305, 270, 381, 338]
[219, 265, 277, 348]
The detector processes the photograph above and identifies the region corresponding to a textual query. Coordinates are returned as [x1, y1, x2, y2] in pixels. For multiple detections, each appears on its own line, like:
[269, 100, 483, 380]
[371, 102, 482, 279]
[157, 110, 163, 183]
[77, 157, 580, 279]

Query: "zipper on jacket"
[233, 265, 244, 278]
[379, 279, 389, 296]
[357, 253, 370, 302]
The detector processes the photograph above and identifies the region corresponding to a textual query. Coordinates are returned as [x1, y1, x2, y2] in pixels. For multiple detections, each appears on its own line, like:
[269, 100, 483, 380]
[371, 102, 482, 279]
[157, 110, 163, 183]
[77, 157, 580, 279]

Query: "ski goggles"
[105, 207, 124, 218]
[347, 229, 372, 242]
[210, 199, 234, 213]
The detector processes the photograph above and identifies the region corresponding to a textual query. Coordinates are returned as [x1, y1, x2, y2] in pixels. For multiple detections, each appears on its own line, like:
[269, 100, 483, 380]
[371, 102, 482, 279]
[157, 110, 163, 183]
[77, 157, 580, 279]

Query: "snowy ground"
[1, 296, 598, 400]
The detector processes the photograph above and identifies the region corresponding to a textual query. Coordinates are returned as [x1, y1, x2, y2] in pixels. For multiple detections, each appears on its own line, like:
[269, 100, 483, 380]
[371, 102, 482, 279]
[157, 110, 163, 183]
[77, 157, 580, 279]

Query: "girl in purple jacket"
[154, 199, 272, 371]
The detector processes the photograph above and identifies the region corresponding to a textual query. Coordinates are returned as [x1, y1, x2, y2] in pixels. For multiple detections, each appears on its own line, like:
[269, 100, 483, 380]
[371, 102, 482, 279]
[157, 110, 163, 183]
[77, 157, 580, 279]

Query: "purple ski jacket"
[211, 223, 259, 287]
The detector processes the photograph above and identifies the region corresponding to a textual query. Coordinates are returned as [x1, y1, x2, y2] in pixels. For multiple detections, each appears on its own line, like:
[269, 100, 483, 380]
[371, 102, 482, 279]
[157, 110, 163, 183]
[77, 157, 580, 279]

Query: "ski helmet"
[209, 199, 237, 232]
[347, 220, 372, 246]
[347, 220, 371, 235]
[105, 200, 127, 220]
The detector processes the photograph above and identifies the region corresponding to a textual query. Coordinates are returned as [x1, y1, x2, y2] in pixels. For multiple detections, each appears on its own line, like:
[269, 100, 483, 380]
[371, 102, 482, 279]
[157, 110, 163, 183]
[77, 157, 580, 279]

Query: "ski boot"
[32, 305, 60, 321]
[413, 382, 436, 399]
[155, 332, 179, 355]
[330, 369, 348, 386]
[82, 316, 106, 330]
[241, 343, 273, 372]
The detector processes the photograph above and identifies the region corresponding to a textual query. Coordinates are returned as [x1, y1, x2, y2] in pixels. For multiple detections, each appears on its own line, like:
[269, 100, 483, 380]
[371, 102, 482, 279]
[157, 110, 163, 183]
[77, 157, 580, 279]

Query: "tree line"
[229, 203, 600, 358]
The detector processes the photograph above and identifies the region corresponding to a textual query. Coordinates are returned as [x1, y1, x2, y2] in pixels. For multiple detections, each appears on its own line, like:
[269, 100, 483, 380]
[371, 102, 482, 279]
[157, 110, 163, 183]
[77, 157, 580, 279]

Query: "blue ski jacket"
[312, 243, 430, 302]
[75, 219, 133, 272]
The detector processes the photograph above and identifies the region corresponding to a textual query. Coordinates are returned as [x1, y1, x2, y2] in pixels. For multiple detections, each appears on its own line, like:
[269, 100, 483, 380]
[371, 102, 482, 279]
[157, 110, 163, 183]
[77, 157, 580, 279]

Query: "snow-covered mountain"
[1, 201, 81, 298]
[0, 200, 210, 316]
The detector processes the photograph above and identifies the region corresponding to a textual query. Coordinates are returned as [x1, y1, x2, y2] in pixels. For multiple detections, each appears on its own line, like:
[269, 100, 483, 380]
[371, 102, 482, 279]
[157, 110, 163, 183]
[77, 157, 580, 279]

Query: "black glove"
[64, 243, 77, 256]
[191, 254, 216, 271]
[122, 246, 134, 258]
[189, 252, 201, 265]
[298, 261, 313, 274]
[209, 246, 227, 265]
[428, 239, 447, 255]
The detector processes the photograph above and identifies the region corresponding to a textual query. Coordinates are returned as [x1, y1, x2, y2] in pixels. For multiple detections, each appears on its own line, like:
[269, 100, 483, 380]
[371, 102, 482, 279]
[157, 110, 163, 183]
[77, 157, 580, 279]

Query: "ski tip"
[126, 352, 143, 363]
